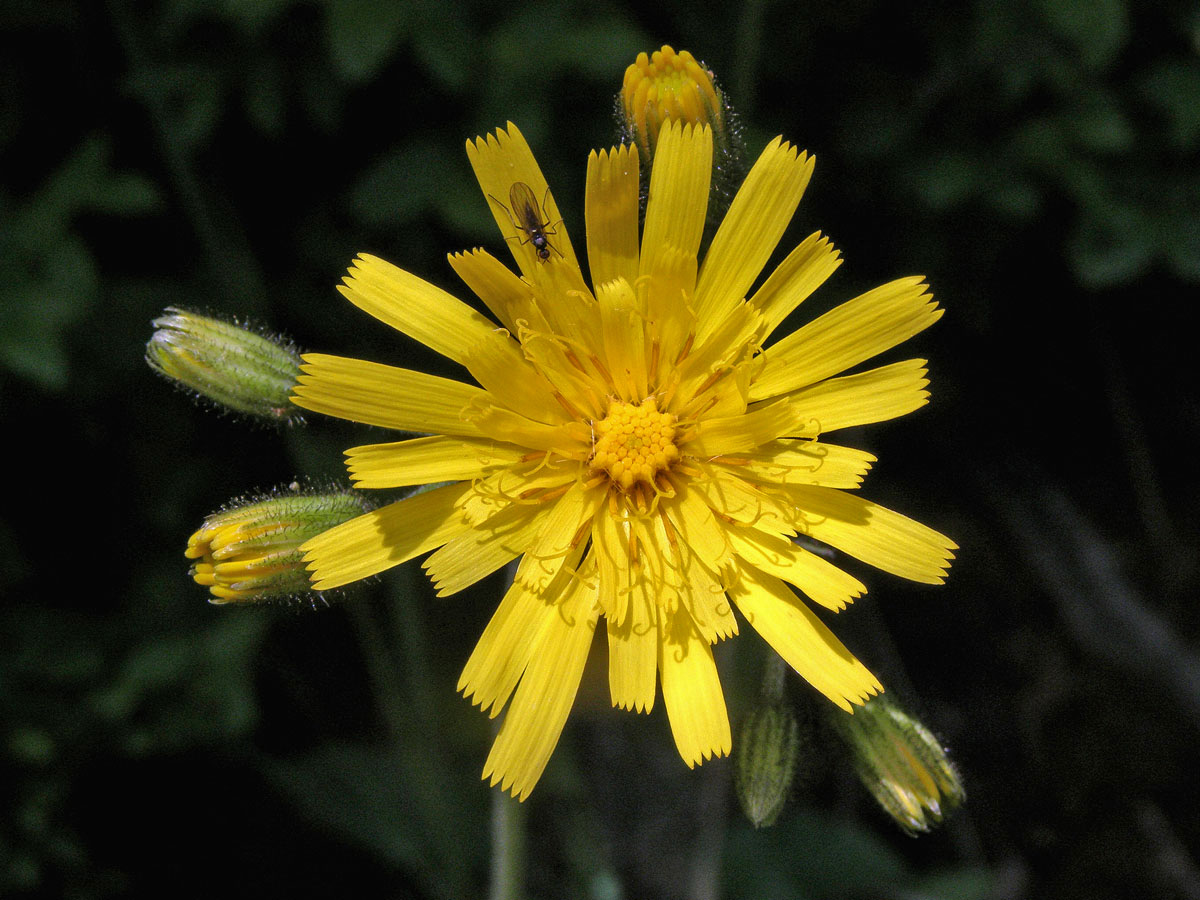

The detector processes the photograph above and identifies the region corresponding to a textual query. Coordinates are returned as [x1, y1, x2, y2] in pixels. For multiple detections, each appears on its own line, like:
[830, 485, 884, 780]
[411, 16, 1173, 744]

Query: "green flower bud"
[829, 695, 965, 835]
[734, 699, 801, 828]
[146, 307, 303, 423]
[185, 489, 368, 604]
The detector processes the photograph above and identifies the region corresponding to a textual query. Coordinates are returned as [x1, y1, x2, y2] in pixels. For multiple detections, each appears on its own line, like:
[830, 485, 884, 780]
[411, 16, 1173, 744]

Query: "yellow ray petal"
[447, 248, 546, 336]
[730, 566, 882, 711]
[642, 506, 733, 643]
[684, 398, 812, 458]
[466, 122, 580, 278]
[528, 265, 605, 371]
[301, 482, 472, 590]
[784, 359, 931, 434]
[459, 464, 579, 527]
[727, 526, 867, 612]
[665, 483, 734, 577]
[640, 243, 698, 376]
[669, 299, 760, 415]
[679, 552, 737, 643]
[483, 580, 599, 800]
[516, 321, 607, 423]
[687, 463, 797, 535]
[659, 609, 731, 767]
[607, 580, 659, 713]
[471, 404, 591, 456]
[515, 482, 603, 595]
[345, 435, 528, 489]
[337, 254, 501, 367]
[291, 353, 485, 435]
[423, 504, 545, 597]
[592, 495, 632, 625]
[694, 139, 814, 340]
[751, 277, 942, 400]
[595, 277, 647, 402]
[640, 122, 711, 281]
[460, 332, 566, 425]
[749, 231, 842, 338]
[733, 440, 876, 489]
[458, 577, 556, 717]
[787, 486, 957, 584]
[585, 143, 641, 290]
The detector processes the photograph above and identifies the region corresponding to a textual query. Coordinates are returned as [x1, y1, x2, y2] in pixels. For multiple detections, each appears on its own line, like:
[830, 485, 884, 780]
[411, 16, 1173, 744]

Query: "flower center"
[589, 398, 680, 491]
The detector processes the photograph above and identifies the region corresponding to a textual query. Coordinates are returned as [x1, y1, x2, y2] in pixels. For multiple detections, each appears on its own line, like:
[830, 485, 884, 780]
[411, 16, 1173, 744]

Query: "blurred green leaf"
[348, 139, 448, 227]
[908, 153, 978, 210]
[216, 0, 298, 32]
[724, 810, 909, 900]
[265, 741, 482, 900]
[0, 134, 161, 388]
[910, 866, 998, 900]
[486, 11, 647, 79]
[244, 57, 287, 136]
[986, 174, 1042, 219]
[1163, 190, 1200, 280]
[1008, 117, 1070, 174]
[1037, 0, 1129, 70]
[1139, 59, 1200, 150]
[0, 238, 96, 389]
[123, 63, 226, 151]
[1067, 201, 1156, 288]
[1066, 94, 1135, 154]
[325, 0, 410, 83]
[411, 7, 473, 91]
[90, 615, 269, 755]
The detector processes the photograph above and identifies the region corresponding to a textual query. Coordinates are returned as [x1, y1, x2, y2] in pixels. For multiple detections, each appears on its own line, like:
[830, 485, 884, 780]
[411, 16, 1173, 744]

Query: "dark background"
[3, 1, 1199, 898]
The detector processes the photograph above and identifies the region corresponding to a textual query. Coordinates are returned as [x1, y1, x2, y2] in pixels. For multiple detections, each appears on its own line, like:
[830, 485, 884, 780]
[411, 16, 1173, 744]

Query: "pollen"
[589, 398, 681, 491]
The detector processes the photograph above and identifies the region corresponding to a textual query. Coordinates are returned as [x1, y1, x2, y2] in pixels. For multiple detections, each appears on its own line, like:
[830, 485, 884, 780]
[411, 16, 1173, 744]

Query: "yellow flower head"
[621, 45, 723, 160]
[291, 122, 956, 800]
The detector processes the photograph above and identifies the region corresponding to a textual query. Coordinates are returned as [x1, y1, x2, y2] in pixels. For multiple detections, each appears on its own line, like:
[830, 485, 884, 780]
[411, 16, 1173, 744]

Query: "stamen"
[565, 349, 588, 374]
[692, 366, 730, 397]
[710, 456, 750, 466]
[589, 354, 617, 392]
[674, 332, 695, 366]
[569, 519, 591, 549]
[555, 390, 585, 419]
[537, 483, 573, 504]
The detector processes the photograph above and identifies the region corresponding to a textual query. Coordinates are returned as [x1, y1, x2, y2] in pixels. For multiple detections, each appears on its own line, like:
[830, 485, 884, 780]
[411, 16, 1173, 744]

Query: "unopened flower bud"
[146, 307, 303, 423]
[186, 490, 368, 604]
[734, 699, 801, 828]
[618, 45, 745, 225]
[620, 46, 723, 158]
[829, 695, 964, 835]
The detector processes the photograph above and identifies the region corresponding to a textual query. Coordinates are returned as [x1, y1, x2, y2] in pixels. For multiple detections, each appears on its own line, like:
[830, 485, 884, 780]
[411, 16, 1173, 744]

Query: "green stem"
[761, 651, 788, 704]
[488, 768, 527, 900]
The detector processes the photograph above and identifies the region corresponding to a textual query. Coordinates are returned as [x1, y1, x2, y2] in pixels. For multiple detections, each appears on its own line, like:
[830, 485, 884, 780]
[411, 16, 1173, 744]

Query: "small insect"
[488, 182, 561, 262]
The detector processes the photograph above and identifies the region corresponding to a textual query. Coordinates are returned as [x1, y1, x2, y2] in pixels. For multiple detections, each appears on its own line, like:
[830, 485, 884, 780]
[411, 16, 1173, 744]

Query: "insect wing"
[508, 182, 545, 232]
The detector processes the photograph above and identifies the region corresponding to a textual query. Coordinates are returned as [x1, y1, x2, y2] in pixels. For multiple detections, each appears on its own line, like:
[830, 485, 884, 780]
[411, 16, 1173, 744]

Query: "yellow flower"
[291, 122, 955, 800]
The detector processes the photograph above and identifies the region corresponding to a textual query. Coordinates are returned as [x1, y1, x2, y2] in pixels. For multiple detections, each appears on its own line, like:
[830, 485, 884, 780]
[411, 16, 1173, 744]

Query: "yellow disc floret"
[589, 398, 681, 492]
